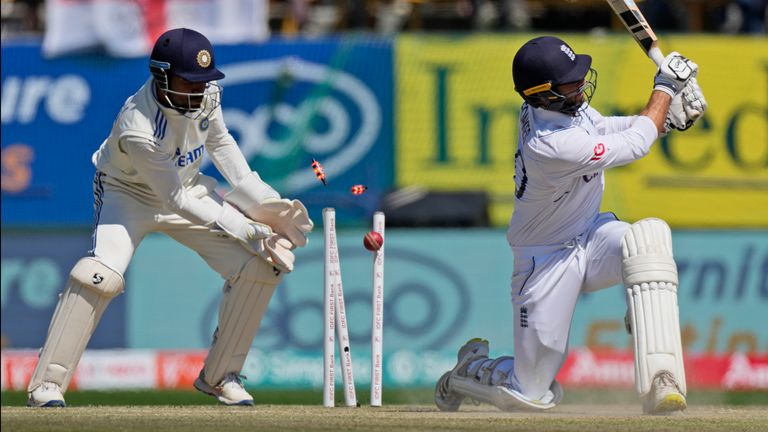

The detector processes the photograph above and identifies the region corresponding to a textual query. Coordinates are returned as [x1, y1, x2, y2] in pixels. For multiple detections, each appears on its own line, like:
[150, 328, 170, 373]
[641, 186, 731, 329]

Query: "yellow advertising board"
[396, 35, 768, 227]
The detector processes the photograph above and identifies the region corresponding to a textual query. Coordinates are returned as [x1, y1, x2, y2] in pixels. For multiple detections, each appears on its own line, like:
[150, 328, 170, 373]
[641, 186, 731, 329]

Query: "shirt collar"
[530, 102, 591, 130]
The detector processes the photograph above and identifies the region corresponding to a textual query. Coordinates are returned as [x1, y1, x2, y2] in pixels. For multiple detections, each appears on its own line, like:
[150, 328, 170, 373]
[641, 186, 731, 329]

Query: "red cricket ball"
[363, 231, 384, 251]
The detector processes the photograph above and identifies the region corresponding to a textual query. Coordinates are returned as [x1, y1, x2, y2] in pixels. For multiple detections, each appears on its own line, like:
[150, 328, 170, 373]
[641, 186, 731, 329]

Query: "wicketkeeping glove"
[224, 172, 314, 249]
[215, 202, 296, 272]
[244, 198, 314, 248]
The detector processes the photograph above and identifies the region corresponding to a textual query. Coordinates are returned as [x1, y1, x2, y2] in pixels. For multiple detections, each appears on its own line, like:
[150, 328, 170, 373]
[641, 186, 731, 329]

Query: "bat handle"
[648, 45, 665, 67]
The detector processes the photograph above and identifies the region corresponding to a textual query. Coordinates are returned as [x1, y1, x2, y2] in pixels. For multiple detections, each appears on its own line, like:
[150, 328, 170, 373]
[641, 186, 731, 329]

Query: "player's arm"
[599, 115, 640, 134]
[122, 135, 219, 226]
[204, 107, 313, 247]
[639, 90, 672, 134]
[204, 105, 252, 187]
[534, 117, 658, 180]
[123, 135, 295, 271]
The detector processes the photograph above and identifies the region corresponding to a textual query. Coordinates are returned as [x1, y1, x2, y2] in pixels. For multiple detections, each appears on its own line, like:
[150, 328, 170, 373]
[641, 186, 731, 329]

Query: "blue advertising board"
[2, 228, 764, 387]
[0, 231, 127, 348]
[1, 37, 393, 226]
[123, 229, 768, 355]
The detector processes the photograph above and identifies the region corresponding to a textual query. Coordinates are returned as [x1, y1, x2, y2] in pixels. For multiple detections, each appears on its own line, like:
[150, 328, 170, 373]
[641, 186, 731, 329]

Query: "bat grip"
[648, 46, 665, 66]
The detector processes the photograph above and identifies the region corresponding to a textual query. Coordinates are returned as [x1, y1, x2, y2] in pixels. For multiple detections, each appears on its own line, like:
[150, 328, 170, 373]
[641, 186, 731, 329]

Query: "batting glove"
[663, 77, 707, 134]
[654, 52, 698, 97]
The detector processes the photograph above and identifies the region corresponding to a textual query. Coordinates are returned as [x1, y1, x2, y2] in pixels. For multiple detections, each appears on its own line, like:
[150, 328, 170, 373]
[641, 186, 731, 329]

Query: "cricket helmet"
[512, 36, 596, 115]
[149, 28, 224, 116]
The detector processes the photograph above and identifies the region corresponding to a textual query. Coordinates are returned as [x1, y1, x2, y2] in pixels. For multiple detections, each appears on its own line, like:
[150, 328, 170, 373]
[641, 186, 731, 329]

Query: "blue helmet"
[149, 28, 225, 116]
[512, 36, 597, 115]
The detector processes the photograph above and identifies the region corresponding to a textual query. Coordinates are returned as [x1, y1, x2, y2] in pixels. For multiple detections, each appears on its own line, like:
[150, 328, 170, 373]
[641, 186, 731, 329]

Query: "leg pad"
[202, 257, 283, 386]
[28, 257, 123, 393]
[622, 219, 686, 396]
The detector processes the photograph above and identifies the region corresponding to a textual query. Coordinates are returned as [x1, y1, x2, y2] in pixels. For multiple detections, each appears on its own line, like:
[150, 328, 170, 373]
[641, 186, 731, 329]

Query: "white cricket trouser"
[511, 212, 630, 399]
[91, 172, 252, 279]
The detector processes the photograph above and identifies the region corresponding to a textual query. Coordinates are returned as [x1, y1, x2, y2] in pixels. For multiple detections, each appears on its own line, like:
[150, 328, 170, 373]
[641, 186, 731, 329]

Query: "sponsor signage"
[3, 349, 766, 391]
[3, 230, 765, 357]
[124, 229, 767, 356]
[396, 35, 768, 227]
[1, 38, 393, 225]
[0, 231, 127, 349]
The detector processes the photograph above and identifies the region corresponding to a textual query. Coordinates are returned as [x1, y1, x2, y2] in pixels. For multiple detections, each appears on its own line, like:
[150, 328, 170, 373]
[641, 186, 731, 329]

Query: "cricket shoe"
[27, 382, 65, 407]
[435, 338, 490, 411]
[642, 371, 687, 415]
[194, 371, 254, 406]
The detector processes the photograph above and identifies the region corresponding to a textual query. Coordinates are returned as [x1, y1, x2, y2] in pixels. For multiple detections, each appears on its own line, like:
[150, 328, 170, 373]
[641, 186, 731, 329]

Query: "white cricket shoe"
[435, 338, 490, 411]
[27, 382, 65, 407]
[194, 372, 254, 406]
[643, 371, 687, 415]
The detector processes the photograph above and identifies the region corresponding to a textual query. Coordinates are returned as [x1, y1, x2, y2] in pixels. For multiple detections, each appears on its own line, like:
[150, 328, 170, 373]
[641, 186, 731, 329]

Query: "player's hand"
[261, 235, 295, 273]
[654, 52, 697, 97]
[680, 76, 706, 121]
[663, 77, 707, 134]
[215, 202, 295, 272]
[247, 198, 314, 248]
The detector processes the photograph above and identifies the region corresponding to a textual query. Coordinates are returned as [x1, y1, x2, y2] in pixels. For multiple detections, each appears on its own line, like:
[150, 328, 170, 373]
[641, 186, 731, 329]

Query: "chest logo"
[175, 144, 205, 168]
[590, 143, 605, 161]
[200, 117, 209, 131]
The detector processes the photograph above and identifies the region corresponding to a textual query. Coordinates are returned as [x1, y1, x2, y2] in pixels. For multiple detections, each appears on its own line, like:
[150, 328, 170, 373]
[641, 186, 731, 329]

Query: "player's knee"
[69, 257, 124, 298]
[238, 256, 284, 286]
[621, 218, 678, 287]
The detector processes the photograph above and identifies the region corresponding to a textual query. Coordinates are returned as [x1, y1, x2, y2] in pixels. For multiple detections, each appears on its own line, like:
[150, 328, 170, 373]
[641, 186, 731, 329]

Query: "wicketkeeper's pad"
[201, 256, 283, 386]
[28, 257, 124, 393]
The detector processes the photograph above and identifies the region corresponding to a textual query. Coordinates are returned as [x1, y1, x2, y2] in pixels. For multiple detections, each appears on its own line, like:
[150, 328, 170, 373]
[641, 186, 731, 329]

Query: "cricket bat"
[605, 0, 665, 66]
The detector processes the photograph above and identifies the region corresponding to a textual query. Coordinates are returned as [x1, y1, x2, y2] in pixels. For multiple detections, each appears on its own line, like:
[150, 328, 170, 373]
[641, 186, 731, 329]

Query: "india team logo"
[199, 117, 209, 131]
[197, 50, 211, 67]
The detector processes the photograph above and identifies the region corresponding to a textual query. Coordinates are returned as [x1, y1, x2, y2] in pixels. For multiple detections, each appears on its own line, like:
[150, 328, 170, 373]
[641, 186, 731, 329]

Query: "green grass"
[3, 404, 768, 432]
[4, 389, 767, 432]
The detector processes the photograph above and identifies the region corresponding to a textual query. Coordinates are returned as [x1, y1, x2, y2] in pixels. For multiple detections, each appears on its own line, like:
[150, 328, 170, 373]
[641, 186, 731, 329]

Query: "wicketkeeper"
[27, 28, 313, 407]
[435, 36, 706, 415]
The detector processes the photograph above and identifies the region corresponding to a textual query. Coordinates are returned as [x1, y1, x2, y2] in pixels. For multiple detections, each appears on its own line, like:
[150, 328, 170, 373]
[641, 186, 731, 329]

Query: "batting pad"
[28, 257, 124, 393]
[202, 256, 283, 386]
[622, 218, 686, 396]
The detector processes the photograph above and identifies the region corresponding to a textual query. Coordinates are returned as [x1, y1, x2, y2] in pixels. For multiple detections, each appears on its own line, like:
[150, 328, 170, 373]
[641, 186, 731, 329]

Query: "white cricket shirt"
[92, 78, 251, 226]
[507, 103, 658, 247]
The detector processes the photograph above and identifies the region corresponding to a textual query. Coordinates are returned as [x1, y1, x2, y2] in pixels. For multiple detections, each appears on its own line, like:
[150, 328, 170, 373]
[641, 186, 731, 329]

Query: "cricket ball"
[363, 231, 384, 251]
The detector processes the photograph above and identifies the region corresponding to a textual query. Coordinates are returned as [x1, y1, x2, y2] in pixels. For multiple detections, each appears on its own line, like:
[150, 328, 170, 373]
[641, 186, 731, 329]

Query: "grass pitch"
[3, 389, 767, 432]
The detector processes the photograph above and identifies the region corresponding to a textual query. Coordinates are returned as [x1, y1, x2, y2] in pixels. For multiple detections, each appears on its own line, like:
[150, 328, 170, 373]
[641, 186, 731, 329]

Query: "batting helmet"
[149, 28, 225, 116]
[512, 36, 596, 115]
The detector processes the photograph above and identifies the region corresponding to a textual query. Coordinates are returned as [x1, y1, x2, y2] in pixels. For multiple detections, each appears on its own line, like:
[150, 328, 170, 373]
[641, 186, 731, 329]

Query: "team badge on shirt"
[200, 117, 209, 131]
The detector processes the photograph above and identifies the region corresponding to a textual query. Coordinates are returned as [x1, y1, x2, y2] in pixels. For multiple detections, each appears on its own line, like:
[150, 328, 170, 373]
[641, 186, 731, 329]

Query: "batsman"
[26, 28, 313, 407]
[435, 36, 706, 414]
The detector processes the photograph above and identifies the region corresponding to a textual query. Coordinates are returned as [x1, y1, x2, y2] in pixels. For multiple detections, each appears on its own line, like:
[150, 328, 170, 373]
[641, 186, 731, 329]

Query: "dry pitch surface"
[3, 404, 768, 432]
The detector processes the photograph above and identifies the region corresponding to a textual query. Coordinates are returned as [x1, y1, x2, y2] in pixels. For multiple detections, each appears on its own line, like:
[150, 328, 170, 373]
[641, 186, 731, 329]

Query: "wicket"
[322, 208, 385, 408]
